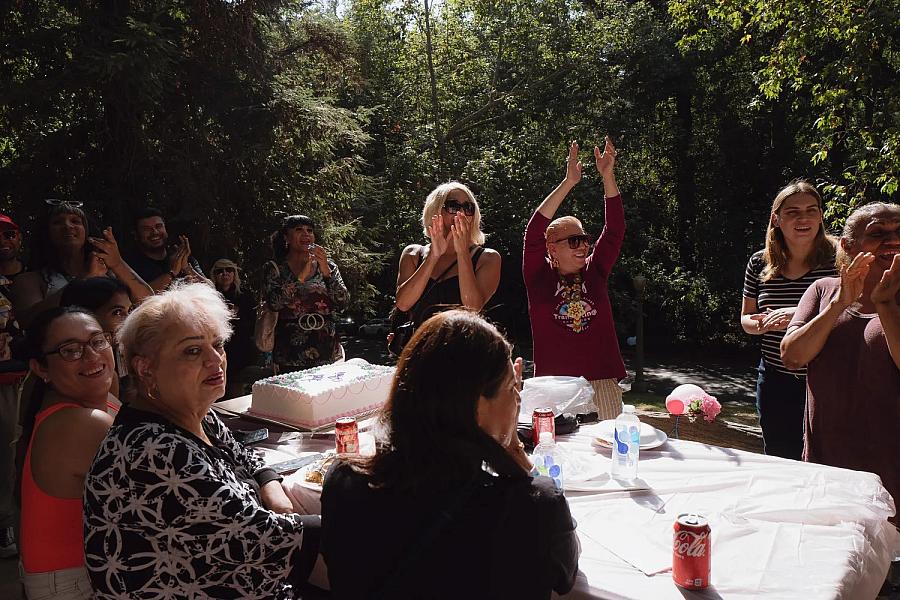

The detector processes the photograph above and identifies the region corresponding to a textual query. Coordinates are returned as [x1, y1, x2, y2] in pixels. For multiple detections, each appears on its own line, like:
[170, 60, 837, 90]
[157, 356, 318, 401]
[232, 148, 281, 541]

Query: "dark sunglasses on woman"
[442, 200, 476, 217]
[213, 267, 236, 275]
[553, 234, 592, 249]
[1, 230, 17, 240]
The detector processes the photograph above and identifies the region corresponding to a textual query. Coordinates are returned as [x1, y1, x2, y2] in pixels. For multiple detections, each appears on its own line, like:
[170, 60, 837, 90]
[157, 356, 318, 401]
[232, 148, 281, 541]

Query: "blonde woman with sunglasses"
[393, 182, 501, 338]
[523, 138, 626, 420]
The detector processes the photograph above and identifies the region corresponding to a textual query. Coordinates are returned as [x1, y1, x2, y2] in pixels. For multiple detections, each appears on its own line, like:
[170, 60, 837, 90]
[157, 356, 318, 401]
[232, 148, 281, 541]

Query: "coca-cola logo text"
[673, 531, 708, 558]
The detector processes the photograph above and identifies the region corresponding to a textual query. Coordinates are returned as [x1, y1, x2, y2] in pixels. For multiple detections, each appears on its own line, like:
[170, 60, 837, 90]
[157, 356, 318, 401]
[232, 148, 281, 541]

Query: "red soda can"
[672, 513, 711, 590]
[532, 407, 555, 445]
[335, 417, 359, 454]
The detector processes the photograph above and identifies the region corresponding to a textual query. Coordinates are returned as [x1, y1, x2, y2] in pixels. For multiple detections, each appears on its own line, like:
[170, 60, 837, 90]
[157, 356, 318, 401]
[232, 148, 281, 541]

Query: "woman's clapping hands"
[871, 253, 900, 306]
[594, 136, 616, 180]
[565, 141, 582, 186]
[427, 214, 449, 259]
[836, 252, 875, 309]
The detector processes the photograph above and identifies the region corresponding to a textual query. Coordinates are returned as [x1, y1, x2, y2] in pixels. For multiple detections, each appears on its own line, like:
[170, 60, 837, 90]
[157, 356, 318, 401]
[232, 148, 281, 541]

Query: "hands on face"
[427, 215, 449, 259]
[837, 252, 875, 309]
[450, 212, 471, 256]
[311, 244, 331, 277]
[871, 253, 900, 306]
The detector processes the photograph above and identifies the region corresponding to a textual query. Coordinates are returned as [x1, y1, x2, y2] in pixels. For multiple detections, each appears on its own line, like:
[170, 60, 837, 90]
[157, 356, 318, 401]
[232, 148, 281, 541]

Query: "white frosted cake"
[250, 358, 395, 429]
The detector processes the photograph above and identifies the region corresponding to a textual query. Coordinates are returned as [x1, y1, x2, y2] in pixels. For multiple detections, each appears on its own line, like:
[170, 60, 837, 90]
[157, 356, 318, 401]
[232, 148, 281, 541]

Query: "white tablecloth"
[239, 410, 899, 599]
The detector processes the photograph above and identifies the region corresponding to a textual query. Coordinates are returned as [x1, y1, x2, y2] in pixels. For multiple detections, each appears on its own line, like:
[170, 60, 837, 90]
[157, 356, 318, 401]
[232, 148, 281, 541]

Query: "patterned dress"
[263, 259, 349, 371]
[84, 405, 314, 599]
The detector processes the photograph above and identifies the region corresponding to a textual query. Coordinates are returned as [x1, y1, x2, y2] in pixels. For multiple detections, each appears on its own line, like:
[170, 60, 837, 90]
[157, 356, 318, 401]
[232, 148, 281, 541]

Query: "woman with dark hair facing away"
[781, 202, 900, 522]
[523, 138, 625, 420]
[84, 283, 320, 598]
[60, 277, 133, 401]
[393, 181, 501, 337]
[10, 202, 151, 329]
[262, 215, 349, 371]
[210, 258, 257, 396]
[17, 306, 115, 599]
[740, 181, 836, 459]
[321, 310, 579, 600]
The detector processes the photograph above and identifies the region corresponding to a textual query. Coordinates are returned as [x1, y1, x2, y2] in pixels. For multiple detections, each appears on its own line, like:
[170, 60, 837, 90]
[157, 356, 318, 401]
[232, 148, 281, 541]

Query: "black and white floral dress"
[84, 405, 317, 599]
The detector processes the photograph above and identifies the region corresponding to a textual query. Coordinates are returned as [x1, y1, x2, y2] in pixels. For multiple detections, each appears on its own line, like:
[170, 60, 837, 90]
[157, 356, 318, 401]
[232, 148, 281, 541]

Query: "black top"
[321, 460, 579, 600]
[412, 246, 485, 327]
[126, 249, 203, 285]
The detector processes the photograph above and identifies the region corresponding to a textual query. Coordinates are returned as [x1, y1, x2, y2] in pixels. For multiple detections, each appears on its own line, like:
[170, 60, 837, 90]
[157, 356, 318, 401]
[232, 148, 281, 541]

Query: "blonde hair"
[836, 202, 900, 269]
[117, 282, 233, 372]
[761, 180, 835, 281]
[210, 258, 242, 293]
[421, 181, 486, 246]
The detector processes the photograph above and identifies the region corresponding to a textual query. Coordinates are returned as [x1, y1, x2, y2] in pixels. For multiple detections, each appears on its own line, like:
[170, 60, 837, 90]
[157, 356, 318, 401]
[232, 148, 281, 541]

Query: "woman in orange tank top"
[18, 306, 114, 599]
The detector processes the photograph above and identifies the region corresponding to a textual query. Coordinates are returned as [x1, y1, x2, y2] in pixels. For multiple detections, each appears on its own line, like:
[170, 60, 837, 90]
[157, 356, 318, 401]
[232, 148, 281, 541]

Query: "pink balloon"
[666, 397, 685, 415]
[666, 383, 707, 415]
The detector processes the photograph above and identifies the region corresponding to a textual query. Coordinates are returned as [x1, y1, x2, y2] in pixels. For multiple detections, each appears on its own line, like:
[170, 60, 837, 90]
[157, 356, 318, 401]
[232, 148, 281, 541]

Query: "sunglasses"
[442, 200, 476, 217]
[1, 230, 17, 240]
[45, 198, 84, 208]
[213, 267, 236, 275]
[44, 332, 112, 362]
[552, 234, 592, 249]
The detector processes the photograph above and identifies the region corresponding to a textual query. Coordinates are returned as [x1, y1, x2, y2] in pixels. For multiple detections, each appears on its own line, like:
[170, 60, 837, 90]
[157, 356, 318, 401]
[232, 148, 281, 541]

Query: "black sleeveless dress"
[411, 247, 486, 327]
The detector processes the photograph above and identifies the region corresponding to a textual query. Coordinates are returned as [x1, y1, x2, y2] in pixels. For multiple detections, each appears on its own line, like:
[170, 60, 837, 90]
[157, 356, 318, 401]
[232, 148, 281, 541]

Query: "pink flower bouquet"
[666, 384, 721, 423]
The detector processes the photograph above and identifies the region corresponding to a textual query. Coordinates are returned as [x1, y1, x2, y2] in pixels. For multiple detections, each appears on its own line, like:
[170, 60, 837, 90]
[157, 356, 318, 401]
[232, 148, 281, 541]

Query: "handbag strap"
[370, 478, 482, 600]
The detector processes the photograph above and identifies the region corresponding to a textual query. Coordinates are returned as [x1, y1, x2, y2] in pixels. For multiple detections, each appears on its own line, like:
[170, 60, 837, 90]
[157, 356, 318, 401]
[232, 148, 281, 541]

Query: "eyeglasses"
[213, 267, 236, 275]
[552, 234, 592, 249]
[1, 230, 17, 240]
[44, 332, 112, 362]
[442, 200, 476, 217]
[44, 199, 84, 208]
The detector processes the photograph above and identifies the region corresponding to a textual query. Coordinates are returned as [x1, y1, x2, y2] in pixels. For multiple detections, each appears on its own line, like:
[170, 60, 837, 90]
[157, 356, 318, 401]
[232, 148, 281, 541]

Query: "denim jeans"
[19, 564, 92, 600]
[756, 359, 807, 460]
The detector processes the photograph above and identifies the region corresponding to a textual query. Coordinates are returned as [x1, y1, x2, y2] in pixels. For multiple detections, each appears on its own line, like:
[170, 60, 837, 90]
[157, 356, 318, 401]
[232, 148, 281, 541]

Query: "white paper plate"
[593, 419, 668, 450]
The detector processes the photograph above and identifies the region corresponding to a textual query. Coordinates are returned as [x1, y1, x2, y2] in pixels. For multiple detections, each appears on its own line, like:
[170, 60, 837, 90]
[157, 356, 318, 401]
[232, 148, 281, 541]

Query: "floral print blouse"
[262, 259, 349, 371]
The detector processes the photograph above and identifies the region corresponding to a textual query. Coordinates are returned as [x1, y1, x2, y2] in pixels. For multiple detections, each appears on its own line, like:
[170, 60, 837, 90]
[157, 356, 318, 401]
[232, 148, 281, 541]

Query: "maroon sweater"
[523, 196, 626, 381]
[791, 277, 900, 520]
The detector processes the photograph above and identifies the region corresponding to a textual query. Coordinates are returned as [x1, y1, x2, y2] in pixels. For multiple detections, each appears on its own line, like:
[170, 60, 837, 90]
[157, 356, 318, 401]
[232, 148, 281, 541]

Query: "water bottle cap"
[623, 404, 636, 414]
[538, 431, 554, 444]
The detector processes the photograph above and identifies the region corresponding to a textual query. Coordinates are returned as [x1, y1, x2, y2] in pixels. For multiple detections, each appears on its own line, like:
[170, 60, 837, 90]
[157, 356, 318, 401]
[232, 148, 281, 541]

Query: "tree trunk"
[674, 82, 696, 272]
[422, 0, 443, 170]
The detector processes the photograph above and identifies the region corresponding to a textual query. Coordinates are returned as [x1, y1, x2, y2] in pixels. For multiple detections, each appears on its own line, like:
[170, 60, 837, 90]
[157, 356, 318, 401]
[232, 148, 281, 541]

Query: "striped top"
[743, 250, 836, 375]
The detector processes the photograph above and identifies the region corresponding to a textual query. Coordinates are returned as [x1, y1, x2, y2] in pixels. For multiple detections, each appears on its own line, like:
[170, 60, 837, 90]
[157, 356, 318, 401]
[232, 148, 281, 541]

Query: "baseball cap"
[0, 215, 19, 231]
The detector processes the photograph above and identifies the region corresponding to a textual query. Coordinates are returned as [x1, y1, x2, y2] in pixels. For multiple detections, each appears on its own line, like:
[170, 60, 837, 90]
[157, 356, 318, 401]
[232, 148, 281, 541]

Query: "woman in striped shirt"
[741, 180, 836, 459]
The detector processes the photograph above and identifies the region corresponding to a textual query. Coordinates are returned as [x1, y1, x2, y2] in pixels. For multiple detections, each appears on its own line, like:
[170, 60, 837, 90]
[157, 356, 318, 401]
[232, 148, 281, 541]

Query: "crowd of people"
[0, 134, 895, 597]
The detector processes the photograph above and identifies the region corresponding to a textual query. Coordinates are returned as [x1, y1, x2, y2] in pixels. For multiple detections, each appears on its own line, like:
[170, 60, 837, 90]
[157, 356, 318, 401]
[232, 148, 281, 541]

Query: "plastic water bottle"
[532, 431, 564, 490]
[610, 404, 640, 480]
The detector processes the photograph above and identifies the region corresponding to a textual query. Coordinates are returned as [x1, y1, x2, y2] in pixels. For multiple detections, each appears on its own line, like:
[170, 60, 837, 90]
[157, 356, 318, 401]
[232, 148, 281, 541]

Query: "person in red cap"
[0, 213, 26, 558]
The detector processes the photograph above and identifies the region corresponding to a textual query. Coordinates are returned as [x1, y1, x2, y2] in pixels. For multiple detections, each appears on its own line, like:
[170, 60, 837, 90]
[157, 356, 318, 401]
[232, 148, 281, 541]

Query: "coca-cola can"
[673, 513, 710, 590]
[532, 407, 555, 445]
[335, 417, 359, 454]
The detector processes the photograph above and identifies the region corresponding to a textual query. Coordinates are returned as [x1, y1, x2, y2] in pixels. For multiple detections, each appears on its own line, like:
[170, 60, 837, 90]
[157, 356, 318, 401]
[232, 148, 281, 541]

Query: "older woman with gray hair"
[83, 283, 320, 599]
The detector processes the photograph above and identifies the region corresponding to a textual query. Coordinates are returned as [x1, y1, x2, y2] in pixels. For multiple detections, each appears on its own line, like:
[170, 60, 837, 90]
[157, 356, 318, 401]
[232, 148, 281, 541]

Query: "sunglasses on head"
[1, 230, 17, 240]
[213, 267, 236, 275]
[45, 198, 84, 208]
[553, 234, 592, 249]
[442, 200, 476, 217]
